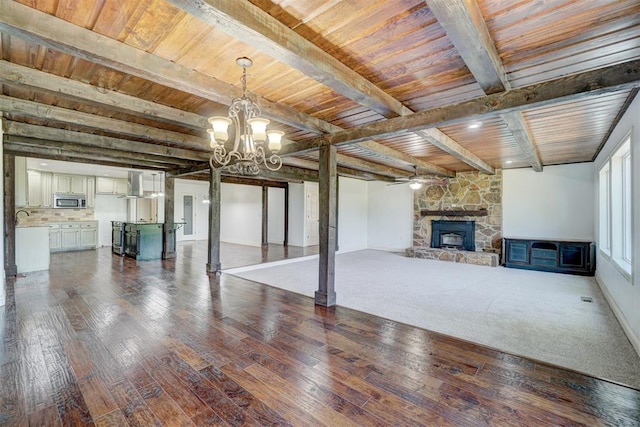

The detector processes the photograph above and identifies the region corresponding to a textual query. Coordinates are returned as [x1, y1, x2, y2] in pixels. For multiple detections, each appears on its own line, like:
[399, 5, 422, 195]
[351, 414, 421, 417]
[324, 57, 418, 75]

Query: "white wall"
[95, 195, 128, 247]
[267, 187, 285, 244]
[337, 177, 369, 252]
[220, 182, 262, 246]
[503, 163, 595, 240]
[593, 93, 640, 356]
[367, 181, 413, 251]
[287, 183, 306, 246]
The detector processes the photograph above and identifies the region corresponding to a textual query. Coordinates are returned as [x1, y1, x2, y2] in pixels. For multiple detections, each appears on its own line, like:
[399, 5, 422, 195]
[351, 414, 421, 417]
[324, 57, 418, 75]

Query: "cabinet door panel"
[560, 245, 586, 268]
[507, 241, 529, 263]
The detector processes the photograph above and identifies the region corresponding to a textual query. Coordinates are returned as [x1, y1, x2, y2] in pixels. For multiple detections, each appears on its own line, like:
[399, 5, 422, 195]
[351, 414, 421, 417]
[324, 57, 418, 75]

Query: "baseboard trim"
[595, 273, 640, 358]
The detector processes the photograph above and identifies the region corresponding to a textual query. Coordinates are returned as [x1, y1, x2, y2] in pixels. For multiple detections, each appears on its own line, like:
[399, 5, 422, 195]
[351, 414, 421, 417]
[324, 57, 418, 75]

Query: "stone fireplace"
[407, 170, 503, 267]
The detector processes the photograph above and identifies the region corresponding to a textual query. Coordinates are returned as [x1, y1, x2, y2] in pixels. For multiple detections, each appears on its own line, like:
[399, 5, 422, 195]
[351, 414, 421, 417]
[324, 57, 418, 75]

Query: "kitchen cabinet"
[16, 226, 50, 273]
[27, 170, 42, 207]
[49, 224, 61, 250]
[51, 222, 98, 252]
[87, 176, 96, 208]
[53, 174, 87, 195]
[60, 223, 81, 248]
[26, 170, 54, 207]
[96, 177, 128, 195]
[80, 223, 97, 247]
[41, 172, 53, 207]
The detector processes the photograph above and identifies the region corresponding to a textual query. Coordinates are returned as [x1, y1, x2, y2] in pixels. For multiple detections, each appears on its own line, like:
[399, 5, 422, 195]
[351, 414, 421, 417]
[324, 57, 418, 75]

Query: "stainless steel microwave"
[53, 194, 87, 209]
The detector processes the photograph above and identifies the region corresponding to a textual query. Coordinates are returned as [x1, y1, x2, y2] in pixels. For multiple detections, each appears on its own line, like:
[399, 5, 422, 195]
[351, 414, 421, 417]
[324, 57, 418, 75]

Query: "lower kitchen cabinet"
[50, 221, 98, 252]
[123, 223, 163, 260]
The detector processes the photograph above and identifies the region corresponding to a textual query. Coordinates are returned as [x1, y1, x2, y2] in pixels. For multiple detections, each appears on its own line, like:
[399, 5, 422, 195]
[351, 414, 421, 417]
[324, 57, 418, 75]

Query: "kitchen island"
[123, 222, 163, 260]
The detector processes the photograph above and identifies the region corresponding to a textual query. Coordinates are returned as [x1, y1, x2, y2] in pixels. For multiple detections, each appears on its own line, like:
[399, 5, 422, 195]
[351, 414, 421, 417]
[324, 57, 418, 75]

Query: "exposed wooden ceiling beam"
[0, 0, 331, 134]
[4, 135, 194, 168]
[3, 122, 211, 163]
[415, 129, 494, 174]
[425, 0, 508, 94]
[281, 59, 640, 155]
[498, 112, 543, 172]
[0, 61, 208, 130]
[427, 0, 542, 172]
[0, 96, 210, 151]
[306, 152, 413, 178]
[3, 140, 175, 170]
[357, 140, 455, 177]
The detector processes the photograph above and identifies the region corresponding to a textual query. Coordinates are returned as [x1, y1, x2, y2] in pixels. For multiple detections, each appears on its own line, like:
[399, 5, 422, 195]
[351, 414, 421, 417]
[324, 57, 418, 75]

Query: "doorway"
[180, 194, 195, 240]
[305, 184, 319, 246]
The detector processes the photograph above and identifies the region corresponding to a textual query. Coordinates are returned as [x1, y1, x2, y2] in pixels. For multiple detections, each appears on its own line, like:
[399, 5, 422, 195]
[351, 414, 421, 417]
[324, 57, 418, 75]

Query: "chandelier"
[207, 57, 284, 175]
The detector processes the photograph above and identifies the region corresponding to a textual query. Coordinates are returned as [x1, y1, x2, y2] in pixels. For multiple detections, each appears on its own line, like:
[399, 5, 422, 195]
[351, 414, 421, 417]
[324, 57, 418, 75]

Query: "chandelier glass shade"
[208, 57, 284, 175]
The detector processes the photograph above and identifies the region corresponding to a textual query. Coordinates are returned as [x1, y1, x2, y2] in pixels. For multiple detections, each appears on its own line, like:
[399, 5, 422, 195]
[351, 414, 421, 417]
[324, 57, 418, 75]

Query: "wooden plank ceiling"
[0, 0, 639, 183]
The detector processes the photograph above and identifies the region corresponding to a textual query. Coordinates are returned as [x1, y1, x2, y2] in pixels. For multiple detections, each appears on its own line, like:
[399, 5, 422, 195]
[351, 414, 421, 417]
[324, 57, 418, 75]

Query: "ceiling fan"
[390, 166, 448, 190]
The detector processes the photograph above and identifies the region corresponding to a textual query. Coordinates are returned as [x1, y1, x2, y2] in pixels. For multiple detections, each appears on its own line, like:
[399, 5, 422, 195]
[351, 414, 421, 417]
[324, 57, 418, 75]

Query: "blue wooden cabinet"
[503, 238, 595, 276]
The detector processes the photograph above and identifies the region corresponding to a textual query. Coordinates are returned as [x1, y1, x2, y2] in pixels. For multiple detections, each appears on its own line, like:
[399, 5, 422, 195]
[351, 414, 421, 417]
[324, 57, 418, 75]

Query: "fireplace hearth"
[431, 220, 475, 251]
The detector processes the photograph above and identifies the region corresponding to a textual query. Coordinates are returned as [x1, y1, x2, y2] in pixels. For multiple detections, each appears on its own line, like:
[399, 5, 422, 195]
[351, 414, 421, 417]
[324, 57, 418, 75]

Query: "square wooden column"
[261, 186, 268, 246]
[315, 145, 337, 306]
[162, 176, 176, 259]
[3, 154, 16, 277]
[206, 168, 222, 274]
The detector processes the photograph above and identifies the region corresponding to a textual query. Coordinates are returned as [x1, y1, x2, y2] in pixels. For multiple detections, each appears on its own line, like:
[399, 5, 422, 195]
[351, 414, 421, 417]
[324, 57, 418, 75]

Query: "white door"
[179, 194, 196, 240]
[305, 184, 319, 246]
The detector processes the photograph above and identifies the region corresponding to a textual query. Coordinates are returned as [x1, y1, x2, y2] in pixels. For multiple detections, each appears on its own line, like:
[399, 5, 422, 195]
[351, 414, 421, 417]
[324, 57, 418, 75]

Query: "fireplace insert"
[431, 220, 475, 251]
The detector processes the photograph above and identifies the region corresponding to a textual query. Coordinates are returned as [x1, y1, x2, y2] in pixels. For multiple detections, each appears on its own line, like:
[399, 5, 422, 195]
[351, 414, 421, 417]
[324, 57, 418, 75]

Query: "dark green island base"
[123, 222, 164, 261]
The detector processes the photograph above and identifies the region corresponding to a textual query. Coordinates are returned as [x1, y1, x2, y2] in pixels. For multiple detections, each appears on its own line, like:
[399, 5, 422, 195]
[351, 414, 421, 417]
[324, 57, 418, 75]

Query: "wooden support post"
[261, 185, 268, 247]
[315, 145, 337, 307]
[206, 168, 222, 274]
[3, 153, 17, 277]
[162, 176, 176, 259]
[283, 185, 289, 246]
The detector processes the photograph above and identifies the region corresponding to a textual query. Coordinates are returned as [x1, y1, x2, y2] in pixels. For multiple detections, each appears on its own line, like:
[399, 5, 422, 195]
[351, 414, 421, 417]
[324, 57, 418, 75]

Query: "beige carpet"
[227, 249, 640, 389]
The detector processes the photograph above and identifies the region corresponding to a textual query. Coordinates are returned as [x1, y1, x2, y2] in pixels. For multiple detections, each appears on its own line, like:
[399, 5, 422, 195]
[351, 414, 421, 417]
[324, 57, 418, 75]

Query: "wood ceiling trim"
[167, 0, 483, 175]
[165, 0, 406, 118]
[426, 0, 541, 172]
[0, 0, 449, 179]
[280, 59, 640, 156]
[0, 0, 332, 134]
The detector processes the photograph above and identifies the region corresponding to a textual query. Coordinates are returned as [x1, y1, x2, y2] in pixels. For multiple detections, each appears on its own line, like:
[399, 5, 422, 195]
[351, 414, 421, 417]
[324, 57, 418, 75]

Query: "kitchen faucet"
[15, 209, 30, 223]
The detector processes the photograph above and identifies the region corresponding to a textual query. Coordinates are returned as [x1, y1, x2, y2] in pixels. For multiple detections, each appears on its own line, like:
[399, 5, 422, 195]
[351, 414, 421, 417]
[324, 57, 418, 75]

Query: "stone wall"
[413, 170, 502, 252]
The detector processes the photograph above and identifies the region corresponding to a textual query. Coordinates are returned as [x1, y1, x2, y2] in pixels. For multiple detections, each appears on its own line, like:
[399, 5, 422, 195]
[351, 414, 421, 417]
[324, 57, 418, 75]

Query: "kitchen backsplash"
[15, 208, 95, 225]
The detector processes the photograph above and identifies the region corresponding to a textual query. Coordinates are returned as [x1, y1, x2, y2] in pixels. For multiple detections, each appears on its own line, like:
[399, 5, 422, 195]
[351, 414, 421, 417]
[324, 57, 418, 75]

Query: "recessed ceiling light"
[40, 162, 48, 166]
[468, 122, 482, 129]
[505, 160, 513, 164]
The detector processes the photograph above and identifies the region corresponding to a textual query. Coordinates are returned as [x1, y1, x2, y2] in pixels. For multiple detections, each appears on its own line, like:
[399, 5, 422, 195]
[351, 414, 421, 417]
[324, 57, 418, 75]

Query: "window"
[598, 163, 610, 255]
[606, 136, 632, 275]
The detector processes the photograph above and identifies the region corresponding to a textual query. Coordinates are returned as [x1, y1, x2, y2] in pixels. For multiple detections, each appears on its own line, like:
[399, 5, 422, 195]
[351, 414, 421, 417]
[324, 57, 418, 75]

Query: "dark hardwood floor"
[1, 243, 639, 426]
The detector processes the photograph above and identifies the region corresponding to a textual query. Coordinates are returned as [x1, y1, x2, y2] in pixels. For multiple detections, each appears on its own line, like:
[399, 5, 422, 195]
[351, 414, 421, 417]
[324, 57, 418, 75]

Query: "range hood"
[126, 171, 144, 198]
